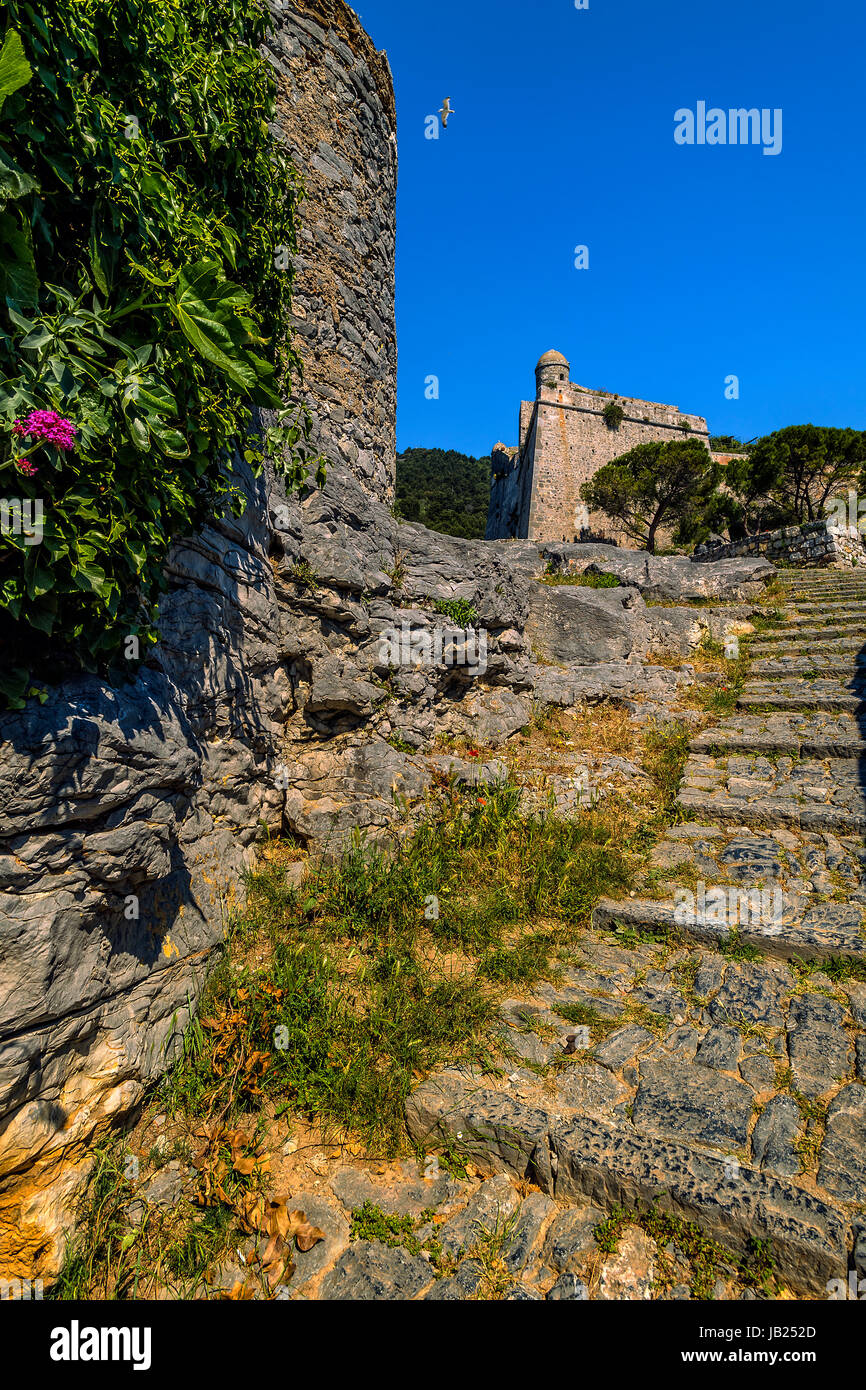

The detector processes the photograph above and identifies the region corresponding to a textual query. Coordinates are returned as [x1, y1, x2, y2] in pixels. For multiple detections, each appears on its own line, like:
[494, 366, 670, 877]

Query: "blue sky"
[352, 0, 866, 458]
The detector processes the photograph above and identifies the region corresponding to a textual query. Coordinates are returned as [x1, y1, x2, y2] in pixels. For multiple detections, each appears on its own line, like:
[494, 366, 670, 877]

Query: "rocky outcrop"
[0, 431, 777, 1277]
[526, 584, 651, 665]
[539, 543, 775, 603]
[0, 463, 288, 1277]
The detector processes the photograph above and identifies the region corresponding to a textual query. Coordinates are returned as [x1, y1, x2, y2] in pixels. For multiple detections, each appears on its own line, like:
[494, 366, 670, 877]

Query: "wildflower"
[13, 410, 78, 452]
[15, 457, 38, 477]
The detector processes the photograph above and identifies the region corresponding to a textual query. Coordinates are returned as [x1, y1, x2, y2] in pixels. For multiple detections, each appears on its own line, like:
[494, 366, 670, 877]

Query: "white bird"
[439, 97, 454, 129]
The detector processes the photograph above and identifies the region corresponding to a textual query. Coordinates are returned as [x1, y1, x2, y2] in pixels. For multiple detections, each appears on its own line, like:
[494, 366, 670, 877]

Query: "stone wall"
[0, 0, 398, 1280]
[694, 521, 866, 568]
[487, 353, 710, 543]
[265, 0, 398, 503]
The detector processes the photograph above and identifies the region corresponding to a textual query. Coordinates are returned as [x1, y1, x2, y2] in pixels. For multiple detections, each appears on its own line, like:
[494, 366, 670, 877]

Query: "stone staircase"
[406, 570, 866, 1297]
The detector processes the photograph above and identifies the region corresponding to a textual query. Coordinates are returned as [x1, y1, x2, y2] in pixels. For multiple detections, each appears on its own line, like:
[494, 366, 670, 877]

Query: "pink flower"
[13, 410, 78, 452]
[15, 457, 38, 477]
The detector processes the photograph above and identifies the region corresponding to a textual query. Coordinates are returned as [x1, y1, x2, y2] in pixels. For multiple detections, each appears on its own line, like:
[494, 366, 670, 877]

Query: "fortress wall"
[532, 387, 709, 541]
[489, 374, 710, 542]
[265, 0, 398, 503]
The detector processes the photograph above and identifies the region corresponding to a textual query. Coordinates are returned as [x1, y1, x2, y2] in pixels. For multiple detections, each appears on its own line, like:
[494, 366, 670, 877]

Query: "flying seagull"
[439, 97, 454, 129]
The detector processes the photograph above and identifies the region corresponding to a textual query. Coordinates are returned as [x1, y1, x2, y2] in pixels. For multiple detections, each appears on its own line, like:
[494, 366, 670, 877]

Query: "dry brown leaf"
[286, 1210, 326, 1252]
[224, 1279, 255, 1301]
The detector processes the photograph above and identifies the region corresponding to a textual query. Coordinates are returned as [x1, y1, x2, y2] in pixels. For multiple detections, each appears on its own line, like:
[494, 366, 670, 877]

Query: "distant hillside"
[396, 447, 490, 539]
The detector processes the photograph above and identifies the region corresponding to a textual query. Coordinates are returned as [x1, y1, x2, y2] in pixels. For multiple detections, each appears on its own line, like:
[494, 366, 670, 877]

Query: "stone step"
[751, 656, 866, 677]
[783, 599, 866, 608]
[778, 592, 866, 603]
[777, 596, 866, 604]
[737, 697, 864, 714]
[406, 1068, 851, 1297]
[749, 636, 865, 660]
[677, 791, 866, 833]
[678, 748, 866, 832]
[738, 678, 866, 713]
[776, 576, 866, 586]
[748, 624, 865, 646]
[777, 597, 866, 607]
[783, 617, 866, 633]
[593, 894, 866, 964]
[690, 713, 866, 758]
[787, 599, 866, 611]
[644, 818, 864, 892]
[784, 611, 866, 627]
[776, 568, 866, 579]
[778, 576, 866, 583]
[782, 615, 865, 630]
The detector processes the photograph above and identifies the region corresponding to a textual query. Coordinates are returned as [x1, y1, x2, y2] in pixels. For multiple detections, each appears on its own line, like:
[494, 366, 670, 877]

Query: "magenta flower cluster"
[13, 409, 78, 451]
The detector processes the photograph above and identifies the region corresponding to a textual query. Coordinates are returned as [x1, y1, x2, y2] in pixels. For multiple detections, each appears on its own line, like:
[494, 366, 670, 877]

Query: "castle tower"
[535, 349, 570, 397]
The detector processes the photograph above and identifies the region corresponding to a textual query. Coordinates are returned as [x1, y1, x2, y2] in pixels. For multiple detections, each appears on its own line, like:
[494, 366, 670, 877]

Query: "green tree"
[709, 435, 750, 454]
[725, 425, 866, 532]
[580, 439, 719, 554]
[395, 447, 490, 539]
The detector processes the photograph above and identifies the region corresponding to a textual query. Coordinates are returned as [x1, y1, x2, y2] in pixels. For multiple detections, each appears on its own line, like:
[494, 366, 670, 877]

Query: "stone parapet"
[694, 522, 866, 568]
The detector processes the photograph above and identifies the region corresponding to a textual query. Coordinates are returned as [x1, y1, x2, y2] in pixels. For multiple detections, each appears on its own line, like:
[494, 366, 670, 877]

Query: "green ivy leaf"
[0, 29, 33, 111]
[0, 208, 38, 304]
[0, 147, 37, 205]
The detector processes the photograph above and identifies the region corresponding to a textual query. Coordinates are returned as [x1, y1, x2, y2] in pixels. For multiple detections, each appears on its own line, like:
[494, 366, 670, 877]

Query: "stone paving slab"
[593, 894, 866, 963]
[739, 677, 866, 712]
[751, 656, 866, 677]
[750, 622, 866, 643]
[405, 1068, 850, 1296]
[679, 749, 866, 832]
[749, 636, 866, 660]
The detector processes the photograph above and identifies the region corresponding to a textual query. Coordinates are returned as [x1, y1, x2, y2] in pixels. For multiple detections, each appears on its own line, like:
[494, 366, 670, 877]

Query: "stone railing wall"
[693, 521, 866, 568]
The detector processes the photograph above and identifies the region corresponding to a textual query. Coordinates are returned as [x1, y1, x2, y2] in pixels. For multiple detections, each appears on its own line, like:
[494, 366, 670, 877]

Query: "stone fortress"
[486, 350, 711, 543]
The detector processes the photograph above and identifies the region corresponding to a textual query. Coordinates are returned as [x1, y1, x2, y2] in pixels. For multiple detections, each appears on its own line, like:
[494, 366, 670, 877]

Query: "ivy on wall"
[0, 1, 321, 708]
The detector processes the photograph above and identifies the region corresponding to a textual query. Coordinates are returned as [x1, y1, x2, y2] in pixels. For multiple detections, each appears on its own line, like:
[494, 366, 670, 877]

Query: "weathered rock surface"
[540, 544, 774, 602]
[525, 584, 651, 665]
[317, 1241, 433, 1300]
[404, 1067, 848, 1295]
[751, 1096, 802, 1178]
